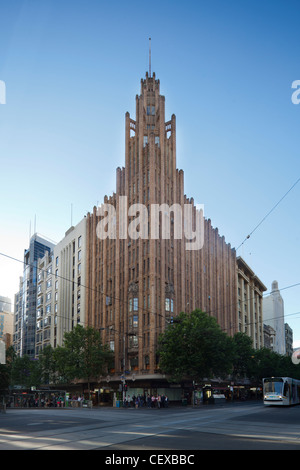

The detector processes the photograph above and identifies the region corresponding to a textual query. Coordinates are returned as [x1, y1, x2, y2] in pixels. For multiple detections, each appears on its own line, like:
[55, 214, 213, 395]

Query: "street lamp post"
[123, 332, 136, 402]
[99, 326, 137, 404]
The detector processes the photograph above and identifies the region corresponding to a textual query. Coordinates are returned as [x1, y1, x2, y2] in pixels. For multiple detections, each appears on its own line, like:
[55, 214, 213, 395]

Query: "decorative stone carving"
[165, 282, 175, 295]
[128, 282, 139, 294]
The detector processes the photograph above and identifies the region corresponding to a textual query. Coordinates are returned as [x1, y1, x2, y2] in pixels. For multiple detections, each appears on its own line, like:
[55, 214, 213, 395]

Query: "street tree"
[61, 325, 114, 398]
[231, 332, 256, 380]
[38, 345, 57, 385]
[10, 354, 42, 389]
[157, 309, 234, 383]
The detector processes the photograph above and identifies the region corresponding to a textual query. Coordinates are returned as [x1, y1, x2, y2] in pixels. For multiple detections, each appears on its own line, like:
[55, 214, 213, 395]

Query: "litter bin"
[182, 398, 187, 406]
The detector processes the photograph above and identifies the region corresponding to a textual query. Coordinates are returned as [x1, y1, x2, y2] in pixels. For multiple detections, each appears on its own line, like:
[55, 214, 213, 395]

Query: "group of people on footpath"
[9, 394, 66, 408]
[123, 394, 168, 408]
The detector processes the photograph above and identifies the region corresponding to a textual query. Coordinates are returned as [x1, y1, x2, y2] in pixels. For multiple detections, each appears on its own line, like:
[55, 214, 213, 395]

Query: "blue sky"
[0, 0, 300, 345]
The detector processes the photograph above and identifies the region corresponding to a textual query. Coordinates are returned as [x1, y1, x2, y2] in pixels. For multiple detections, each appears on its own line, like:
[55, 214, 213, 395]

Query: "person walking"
[157, 395, 161, 408]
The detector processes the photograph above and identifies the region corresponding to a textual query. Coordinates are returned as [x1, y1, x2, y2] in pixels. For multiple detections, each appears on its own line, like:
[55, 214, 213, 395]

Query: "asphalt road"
[1, 401, 300, 452]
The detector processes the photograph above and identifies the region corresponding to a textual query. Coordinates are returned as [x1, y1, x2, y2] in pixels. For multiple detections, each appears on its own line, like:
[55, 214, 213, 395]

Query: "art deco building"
[263, 281, 286, 355]
[85, 71, 239, 389]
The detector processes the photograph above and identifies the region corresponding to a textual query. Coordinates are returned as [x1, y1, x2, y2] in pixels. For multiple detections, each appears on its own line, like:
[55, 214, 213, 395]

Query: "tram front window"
[264, 379, 283, 395]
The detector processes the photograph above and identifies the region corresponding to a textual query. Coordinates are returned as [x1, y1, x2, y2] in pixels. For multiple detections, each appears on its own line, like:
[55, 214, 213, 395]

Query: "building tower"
[13, 234, 55, 358]
[263, 280, 286, 355]
[86, 71, 238, 389]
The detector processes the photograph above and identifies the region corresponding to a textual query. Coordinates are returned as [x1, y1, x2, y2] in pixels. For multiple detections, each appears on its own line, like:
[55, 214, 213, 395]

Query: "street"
[0, 401, 300, 452]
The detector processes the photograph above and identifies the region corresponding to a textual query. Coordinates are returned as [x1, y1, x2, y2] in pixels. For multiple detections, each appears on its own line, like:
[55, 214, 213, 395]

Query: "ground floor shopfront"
[3, 376, 262, 408]
[62, 374, 263, 407]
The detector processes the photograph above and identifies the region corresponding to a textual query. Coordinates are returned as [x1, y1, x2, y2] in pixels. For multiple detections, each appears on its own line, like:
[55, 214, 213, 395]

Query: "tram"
[263, 377, 300, 406]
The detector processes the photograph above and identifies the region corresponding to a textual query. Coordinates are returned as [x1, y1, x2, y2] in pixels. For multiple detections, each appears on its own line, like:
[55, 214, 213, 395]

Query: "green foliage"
[0, 326, 114, 394]
[158, 310, 234, 382]
[2, 320, 300, 394]
[158, 310, 300, 384]
[10, 355, 42, 389]
[251, 348, 300, 381]
[61, 325, 114, 390]
[231, 332, 256, 379]
[38, 345, 56, 384]
[0, 363, 10, 389]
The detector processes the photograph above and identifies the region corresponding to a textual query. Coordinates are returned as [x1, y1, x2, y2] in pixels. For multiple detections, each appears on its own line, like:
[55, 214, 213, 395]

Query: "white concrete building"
[263, 281, 286, 355]
[36, 218, 87, 355]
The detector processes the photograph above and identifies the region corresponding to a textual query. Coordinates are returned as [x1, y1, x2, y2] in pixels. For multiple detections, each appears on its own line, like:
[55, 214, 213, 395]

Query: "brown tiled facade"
[85, 72, 239, 384]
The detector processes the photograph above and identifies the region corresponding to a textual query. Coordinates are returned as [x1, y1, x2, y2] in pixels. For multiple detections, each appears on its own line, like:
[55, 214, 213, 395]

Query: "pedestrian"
[151, 395, 156, 408]
[157, 395, 161, 408]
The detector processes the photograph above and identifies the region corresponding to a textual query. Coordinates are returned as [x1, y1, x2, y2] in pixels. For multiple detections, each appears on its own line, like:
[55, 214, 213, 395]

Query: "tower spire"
[149, 37, 151, 77]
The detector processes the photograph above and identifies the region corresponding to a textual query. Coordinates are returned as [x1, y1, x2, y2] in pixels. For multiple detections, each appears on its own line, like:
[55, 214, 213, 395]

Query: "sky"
[0, 0, 299, 346]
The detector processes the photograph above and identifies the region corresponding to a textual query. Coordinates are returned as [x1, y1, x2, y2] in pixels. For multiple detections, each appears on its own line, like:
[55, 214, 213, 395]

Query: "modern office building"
[0, 296, 11, 313]
[13, 234, 55, 358]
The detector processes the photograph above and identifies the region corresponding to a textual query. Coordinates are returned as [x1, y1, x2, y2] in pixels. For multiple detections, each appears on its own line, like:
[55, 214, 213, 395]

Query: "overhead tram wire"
[222, 309, 300, 337]
[1, 248, 300, 324]
[1, 250, 300, 343]
[236, 176, 300, 251]
[3, 180, 300, 329]
[0, 250, 158, 325]
[0, 250, 172, 342]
